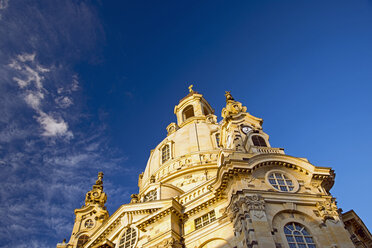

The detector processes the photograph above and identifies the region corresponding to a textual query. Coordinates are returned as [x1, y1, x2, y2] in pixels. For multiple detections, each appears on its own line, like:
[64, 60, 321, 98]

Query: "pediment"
[83, 200, 174, 248]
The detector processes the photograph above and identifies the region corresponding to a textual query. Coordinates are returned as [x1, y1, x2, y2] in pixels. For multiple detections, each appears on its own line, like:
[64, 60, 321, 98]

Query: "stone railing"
[250, 146, 285, 154]
[178, 182, 210, 205]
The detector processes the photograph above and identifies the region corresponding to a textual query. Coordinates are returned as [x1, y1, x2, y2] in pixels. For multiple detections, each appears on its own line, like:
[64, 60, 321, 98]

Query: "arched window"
[183, 105, 195, 121]
[284, 222, 316, 248]
[119, 228, 137, 248]
[143, 189, 157, 202]
[77, 235, 89, 248]
[252, 135, 267, 147]
[162, 144, 170, 163]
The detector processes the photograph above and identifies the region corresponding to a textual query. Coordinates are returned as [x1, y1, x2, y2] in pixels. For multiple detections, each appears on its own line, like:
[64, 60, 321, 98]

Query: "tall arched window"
[183, 105, 195, 121]
[252, 135, 267, 147]
[77, 235, 89, 248]
[162, 144, 170, 163]
[118, 228, 137, 248]
[284, 222, 316, 248]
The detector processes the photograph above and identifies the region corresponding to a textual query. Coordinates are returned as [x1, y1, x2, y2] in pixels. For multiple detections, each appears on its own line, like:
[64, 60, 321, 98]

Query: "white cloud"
[71, 75, 79, 91]
[0, 0, 9, 10]
[8, 52, 74, 138]
[37, 112, 72, 138]
[25, 92, 44, 110]
[17, 53, 35, 62]
[55, 96, 73, 108]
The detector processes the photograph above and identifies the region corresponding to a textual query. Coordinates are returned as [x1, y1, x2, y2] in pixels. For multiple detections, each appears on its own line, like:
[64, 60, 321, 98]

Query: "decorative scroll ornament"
[246, 194, 265, 211]
[221, 91, 247, 119]
[85, 172, 107, 208]
[315, 198, 339, 222]
[229, 194, 265, 221]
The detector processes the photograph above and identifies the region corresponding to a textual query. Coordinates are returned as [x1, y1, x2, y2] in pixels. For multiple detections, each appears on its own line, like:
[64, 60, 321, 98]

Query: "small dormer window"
[183, 105, 195, 121]
[162, 144, 170, 163]
[143, 189, 157, 202]
[252, 135, 267, 147]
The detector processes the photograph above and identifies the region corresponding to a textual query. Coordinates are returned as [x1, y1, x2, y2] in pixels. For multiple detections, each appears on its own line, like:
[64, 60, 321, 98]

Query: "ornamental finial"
[95, 172, 104, 186]
[84, 172, 107, 207]
[225, 91, 235, 102]
[188, 84, 194, 93]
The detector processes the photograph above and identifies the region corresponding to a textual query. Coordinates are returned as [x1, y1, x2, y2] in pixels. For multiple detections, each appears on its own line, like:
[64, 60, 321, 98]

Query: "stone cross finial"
[188, 84, 194, 93]
[225, 91, 235, 102]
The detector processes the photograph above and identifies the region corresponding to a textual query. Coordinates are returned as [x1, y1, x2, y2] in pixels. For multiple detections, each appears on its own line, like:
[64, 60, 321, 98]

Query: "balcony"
[250, 146, 285, 154]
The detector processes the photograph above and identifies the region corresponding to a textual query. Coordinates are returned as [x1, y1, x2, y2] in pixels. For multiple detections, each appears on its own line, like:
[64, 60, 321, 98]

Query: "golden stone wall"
[57, 87, 366, 248]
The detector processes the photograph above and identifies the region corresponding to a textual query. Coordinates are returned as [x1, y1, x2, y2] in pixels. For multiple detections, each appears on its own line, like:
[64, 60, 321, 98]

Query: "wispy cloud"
[8, 52, 73, 139]
[0, 1, 132, 247]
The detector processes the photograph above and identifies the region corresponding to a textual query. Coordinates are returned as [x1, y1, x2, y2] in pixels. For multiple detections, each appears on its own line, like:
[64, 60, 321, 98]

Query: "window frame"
[117, 227, 138, 248]
[84, 218, 95, 229]
[76, 234, 89, 248]
[194, 210, 216, 230]
[182, 105, 195, 121]
[283, 222, 317, 248]
[265, 170, 299, 193]
[143, 189, 158, 202]
[251, 134, 267, 147]
[161, 144, 170, 164]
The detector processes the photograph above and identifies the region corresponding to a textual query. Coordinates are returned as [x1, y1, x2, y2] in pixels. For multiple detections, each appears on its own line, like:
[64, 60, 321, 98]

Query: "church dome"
[139, 86, 220, 199]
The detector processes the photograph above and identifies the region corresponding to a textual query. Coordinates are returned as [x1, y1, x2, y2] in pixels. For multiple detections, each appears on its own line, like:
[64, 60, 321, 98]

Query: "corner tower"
[57, 172, 109, 248]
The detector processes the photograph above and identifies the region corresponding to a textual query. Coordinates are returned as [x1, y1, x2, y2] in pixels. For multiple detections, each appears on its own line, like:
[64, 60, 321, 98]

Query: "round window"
[265, 170, 299, 192]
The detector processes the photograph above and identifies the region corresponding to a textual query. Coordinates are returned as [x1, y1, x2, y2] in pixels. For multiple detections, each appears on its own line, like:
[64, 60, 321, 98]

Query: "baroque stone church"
[57, 87, 371, 248]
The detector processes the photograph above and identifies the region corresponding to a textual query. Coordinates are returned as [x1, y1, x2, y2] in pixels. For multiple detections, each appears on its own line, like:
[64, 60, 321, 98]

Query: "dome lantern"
[174, 85, 214, 127]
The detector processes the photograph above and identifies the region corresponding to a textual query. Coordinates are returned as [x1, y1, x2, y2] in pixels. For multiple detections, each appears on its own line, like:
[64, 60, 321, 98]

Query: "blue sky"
[1, 0, 371, 247]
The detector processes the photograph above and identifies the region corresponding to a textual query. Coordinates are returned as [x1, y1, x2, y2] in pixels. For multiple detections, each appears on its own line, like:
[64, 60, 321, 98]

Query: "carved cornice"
[211, 152, 335, 196]
[314, 198, 339, 222]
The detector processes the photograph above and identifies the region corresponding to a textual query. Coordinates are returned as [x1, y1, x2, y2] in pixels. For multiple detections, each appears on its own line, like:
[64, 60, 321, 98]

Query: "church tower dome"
[138, 86, 220, 202]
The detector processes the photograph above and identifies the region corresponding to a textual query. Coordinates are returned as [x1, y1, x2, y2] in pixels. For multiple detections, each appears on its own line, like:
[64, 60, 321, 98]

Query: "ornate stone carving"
[315, 198, 339, 222]
[85, 172, 107, 208]
[130, 194, 138, 203]
[221, 92, 247, 119]
[166, 122, 179, 136]
[245, 194, 265, 211]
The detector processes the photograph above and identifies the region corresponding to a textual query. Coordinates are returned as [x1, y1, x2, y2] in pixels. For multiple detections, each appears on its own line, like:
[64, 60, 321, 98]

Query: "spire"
[84, 172, 107, 208]
[221, 91, 247, 119]
[225, 91, 235, 102]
